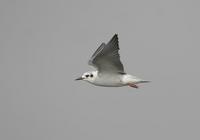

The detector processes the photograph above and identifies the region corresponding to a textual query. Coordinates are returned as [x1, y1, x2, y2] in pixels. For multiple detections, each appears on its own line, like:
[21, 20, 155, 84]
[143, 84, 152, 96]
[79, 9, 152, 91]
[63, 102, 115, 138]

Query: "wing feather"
[88, 34, 124, 73]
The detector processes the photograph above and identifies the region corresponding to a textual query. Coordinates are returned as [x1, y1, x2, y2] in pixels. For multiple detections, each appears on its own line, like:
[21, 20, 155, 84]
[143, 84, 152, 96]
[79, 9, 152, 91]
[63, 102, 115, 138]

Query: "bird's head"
[75, 71, 97, 83]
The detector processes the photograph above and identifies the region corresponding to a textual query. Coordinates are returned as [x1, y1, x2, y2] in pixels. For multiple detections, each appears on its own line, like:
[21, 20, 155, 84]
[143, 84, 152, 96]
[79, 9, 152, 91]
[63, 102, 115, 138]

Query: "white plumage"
[75, 34, 149, 88]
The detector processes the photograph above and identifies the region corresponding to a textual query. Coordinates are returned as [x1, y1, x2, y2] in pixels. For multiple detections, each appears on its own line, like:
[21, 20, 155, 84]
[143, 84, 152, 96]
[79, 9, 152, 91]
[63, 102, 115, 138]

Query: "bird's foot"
[128, 83, 139, 88]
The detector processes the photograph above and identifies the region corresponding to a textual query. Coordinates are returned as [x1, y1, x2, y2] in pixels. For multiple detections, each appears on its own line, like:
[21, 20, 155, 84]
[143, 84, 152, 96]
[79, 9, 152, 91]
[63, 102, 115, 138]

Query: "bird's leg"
[128, 83, 139, 88]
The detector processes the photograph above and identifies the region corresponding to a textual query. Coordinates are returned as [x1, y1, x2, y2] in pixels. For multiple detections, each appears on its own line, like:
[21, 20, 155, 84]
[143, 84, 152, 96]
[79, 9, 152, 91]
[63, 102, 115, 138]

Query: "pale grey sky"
[1, 0, 200, 140]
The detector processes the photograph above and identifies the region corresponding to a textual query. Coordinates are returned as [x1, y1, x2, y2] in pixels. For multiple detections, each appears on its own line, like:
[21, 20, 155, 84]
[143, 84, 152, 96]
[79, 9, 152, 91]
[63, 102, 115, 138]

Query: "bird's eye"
[86, 75, 89, 78]
[90, 74, 93, 77]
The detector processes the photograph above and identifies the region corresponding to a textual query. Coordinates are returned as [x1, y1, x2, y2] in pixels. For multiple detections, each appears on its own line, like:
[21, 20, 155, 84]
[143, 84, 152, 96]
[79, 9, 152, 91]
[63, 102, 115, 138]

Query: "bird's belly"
[91, 77, 125, 87]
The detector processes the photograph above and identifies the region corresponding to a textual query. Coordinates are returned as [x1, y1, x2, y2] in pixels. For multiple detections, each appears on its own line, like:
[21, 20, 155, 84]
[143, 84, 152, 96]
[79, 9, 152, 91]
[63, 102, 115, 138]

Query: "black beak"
[75, 77, 84, 80]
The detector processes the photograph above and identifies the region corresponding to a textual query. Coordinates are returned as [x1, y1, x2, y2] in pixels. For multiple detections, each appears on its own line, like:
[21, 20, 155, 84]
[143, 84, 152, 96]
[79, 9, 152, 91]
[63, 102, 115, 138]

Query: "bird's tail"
[138, 80, 151, 84]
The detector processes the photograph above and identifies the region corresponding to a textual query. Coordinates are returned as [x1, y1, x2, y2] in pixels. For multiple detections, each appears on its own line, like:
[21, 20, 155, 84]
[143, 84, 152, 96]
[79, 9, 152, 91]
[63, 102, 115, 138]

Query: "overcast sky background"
[1, 0, 200, 140]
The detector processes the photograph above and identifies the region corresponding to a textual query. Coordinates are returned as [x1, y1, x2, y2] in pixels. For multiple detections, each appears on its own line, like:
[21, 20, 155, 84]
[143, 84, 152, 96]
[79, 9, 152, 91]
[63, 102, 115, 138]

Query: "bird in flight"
[75, 34, 149, 88]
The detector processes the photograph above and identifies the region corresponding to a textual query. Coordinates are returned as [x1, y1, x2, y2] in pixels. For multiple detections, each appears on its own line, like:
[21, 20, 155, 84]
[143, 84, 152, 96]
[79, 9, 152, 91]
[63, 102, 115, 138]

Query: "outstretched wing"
[88, 34, 125, 73]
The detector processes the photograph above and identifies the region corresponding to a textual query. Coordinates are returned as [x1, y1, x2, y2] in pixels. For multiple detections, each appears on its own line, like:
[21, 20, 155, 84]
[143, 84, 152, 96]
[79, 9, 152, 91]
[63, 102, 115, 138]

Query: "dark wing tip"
[109, 34, 118, 41]
[112, 34, 118, 41]
[107, 34, 119, 49]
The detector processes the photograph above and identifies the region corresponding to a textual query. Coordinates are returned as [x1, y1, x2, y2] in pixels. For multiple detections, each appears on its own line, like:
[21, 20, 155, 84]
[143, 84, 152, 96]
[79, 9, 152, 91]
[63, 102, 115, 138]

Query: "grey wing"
[88, 34, 125, 73]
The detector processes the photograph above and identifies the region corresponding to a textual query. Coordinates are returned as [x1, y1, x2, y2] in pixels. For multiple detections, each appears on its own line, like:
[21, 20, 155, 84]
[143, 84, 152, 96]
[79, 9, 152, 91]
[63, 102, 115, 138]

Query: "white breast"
[90, 73, 125, 87]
